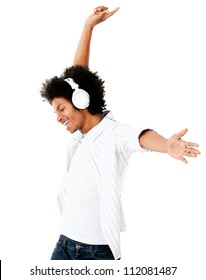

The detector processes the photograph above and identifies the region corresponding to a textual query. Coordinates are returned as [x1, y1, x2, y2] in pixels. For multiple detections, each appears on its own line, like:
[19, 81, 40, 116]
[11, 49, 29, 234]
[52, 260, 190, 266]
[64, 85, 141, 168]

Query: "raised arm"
[139, 128, 200, 164]
[73, 6, 120, 67]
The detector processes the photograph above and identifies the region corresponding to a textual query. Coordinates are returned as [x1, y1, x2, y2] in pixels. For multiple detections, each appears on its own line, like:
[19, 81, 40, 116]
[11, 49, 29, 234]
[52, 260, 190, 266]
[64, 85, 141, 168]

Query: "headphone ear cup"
[72, 89, 90, 109]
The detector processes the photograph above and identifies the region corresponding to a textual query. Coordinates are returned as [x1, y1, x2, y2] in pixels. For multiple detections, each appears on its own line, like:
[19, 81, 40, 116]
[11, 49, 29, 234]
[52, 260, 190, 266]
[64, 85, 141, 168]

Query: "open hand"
[167, 128, 200, 164]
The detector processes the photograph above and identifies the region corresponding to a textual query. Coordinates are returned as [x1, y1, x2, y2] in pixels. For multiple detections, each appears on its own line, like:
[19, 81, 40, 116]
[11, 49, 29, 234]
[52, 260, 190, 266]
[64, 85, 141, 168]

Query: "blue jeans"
[51, 235, 115, 260]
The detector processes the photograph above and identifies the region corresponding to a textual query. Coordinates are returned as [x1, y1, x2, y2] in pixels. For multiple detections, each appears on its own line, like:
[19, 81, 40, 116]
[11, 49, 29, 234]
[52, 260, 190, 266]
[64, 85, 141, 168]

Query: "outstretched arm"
[73, 6, 119, 67]
[139, 128, 200, 164]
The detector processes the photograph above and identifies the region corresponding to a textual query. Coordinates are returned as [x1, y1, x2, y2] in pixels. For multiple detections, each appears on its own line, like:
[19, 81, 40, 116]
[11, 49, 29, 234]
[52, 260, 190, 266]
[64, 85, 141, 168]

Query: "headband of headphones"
[64, 78, 90, 109]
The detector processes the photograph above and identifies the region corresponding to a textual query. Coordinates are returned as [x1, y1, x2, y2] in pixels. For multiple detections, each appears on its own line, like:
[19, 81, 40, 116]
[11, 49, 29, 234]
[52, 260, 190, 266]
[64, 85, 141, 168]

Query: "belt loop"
[91, 244, 95, 254]
[62, 235, 67, 247]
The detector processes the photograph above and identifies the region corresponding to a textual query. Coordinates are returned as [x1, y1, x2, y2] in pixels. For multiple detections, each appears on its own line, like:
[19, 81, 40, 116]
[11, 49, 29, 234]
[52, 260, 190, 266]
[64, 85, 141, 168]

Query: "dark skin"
[62, 5, 201, 164]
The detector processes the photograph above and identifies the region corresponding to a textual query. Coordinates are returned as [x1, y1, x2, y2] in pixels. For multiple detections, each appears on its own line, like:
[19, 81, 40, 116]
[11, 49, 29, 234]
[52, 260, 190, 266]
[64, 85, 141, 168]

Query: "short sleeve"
[112, 123, 150, 156]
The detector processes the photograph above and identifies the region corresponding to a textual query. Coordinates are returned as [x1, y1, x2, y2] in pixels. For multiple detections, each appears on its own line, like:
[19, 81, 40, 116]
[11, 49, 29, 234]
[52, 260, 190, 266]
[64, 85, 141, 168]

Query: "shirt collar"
[73, 110, 116, 143]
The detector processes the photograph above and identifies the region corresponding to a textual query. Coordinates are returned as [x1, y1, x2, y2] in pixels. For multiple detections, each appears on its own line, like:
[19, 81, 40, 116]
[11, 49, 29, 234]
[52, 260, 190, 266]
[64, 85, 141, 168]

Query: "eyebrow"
[55, 104, 60, 111]
[53, 104, 61, 114]
[53, 102, 66, 113]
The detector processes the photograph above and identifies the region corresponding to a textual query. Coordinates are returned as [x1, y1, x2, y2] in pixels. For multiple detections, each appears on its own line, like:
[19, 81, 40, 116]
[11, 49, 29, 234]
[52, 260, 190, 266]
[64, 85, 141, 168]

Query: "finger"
[185, 147, 200, 153]
[185, 149, 200, 156]
[109, 7, 120, 14]
[180, 156, 188, 164]
[175, 128, 188, 139]
[185, 152, 198, 158]
[185, 142, 199, 148]
[103, 7, 120, 20]
[94, 6, 108, 13]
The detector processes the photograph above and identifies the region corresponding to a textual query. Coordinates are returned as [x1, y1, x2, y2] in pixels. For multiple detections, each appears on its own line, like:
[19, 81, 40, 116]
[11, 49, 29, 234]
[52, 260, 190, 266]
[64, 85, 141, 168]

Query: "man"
[41, 6, 200, 260]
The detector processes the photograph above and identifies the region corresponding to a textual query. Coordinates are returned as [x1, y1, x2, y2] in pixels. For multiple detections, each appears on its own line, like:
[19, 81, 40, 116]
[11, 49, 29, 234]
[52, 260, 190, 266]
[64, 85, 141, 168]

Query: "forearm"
[73, 6, 119, 67]
[139, 130, 168, 153]
[73, 24, 93, 67]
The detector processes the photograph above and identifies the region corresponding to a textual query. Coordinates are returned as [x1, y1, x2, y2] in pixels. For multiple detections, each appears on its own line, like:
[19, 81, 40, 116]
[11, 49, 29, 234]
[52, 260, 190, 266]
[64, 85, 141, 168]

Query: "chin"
[67, 127, 77, 134]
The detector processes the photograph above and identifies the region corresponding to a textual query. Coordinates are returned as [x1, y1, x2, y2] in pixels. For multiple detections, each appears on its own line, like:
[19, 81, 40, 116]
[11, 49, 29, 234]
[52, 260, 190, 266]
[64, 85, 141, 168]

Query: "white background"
[0, 0, 205, 279]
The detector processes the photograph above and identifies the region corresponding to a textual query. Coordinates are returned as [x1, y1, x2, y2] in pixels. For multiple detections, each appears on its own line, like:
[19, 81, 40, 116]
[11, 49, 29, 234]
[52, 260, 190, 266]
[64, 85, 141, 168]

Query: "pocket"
[51, 239, 68, 260]
[53, 240, 64, 252]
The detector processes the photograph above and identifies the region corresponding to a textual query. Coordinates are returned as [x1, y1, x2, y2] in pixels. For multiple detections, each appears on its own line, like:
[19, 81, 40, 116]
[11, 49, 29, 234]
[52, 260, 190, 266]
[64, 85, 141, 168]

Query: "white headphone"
[64, 78, 90, 109]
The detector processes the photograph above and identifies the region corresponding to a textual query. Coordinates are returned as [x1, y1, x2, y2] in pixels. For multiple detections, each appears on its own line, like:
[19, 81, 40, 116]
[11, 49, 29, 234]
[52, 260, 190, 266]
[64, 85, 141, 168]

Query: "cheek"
[69, 111, 83, 124]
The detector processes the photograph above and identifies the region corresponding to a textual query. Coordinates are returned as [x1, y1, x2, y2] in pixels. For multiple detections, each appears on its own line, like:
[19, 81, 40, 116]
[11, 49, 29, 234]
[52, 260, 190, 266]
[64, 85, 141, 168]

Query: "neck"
[80, 112, 102, 134]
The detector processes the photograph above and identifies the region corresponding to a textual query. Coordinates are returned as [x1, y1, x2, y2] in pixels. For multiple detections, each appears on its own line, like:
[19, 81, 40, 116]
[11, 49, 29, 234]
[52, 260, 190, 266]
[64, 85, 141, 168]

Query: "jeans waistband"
[59, 234, 109, 250]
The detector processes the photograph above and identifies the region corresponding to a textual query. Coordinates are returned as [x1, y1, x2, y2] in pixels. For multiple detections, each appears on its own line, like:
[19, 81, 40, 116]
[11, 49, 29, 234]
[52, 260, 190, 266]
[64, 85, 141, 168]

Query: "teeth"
[64, 121, 69, 126]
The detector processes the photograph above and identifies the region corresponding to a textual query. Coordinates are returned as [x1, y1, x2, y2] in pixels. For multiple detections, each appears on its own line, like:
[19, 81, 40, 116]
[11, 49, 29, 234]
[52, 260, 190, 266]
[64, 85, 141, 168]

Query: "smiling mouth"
[63, 120, 70, 130]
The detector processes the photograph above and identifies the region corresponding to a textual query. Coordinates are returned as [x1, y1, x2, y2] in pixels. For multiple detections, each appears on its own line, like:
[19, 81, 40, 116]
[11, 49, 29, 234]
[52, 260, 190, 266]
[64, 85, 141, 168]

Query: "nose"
[56, 112, 63, 123]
